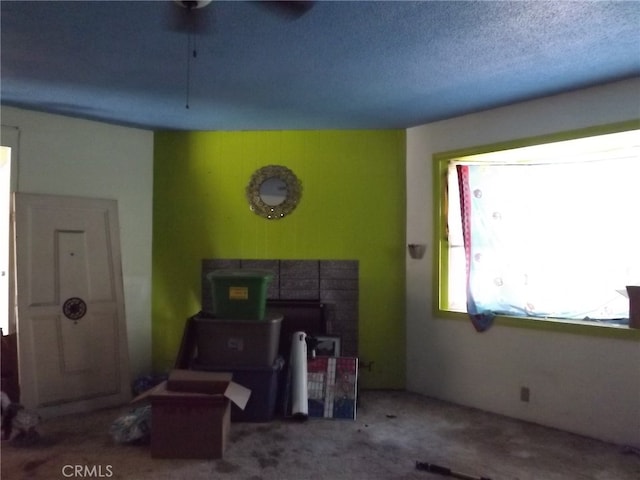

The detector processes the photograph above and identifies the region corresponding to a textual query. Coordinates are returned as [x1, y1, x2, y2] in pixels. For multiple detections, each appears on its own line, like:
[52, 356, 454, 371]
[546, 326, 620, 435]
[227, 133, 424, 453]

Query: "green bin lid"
[206, 269, 274, 280]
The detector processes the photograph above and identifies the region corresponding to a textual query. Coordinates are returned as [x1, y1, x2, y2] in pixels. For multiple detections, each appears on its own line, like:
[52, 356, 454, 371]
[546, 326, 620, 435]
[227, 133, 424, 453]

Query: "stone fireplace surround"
[201, 259, 359, 356]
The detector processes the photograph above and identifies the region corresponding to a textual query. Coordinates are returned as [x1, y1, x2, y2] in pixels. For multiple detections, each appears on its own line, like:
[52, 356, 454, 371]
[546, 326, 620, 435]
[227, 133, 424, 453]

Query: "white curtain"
[451, 154, 639, 326]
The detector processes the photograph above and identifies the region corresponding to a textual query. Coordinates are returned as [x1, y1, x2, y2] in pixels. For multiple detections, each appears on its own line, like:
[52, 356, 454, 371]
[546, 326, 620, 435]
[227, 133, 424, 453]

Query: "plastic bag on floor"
[110, 405, 151, 444]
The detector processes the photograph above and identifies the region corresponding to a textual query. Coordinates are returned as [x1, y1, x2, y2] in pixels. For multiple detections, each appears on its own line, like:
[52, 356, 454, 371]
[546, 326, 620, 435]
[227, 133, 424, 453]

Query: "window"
[434, 122, 640, 334]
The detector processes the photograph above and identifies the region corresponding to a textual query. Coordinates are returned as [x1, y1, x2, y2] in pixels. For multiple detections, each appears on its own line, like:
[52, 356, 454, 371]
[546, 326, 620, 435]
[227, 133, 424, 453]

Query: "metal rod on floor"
[415, 461, 492, 480]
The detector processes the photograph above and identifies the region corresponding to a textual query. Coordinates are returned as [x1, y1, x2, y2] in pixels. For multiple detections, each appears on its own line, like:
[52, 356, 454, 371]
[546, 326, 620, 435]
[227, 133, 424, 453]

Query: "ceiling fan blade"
[166, 1, 215, 34]
[253, 1, 315, 20]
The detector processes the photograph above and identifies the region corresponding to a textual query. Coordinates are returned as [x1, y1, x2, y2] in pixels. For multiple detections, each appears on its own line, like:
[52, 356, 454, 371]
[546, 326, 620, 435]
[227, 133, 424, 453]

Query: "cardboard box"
[136, 370, 251, 459]
[166, 370, 234, 395]
[191, 358, 284, 422]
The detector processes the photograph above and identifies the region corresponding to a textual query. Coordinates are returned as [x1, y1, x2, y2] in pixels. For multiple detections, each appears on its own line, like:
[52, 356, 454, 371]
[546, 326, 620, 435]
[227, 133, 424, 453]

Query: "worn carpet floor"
[2, 390, 639, 480]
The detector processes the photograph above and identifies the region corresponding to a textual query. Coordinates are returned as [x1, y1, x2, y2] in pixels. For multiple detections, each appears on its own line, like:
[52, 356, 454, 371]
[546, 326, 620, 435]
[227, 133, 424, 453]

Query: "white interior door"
[14, 193, 130, 416]
[1, 125, 19, 335]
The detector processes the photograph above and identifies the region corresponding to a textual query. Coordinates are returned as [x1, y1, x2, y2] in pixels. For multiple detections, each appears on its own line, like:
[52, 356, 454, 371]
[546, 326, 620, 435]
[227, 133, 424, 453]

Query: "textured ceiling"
[1, 1, 639, 131]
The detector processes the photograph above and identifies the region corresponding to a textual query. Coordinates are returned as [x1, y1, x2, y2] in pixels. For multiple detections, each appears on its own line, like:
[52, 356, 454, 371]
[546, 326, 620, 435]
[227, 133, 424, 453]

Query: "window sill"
[436, 309, 640, 341]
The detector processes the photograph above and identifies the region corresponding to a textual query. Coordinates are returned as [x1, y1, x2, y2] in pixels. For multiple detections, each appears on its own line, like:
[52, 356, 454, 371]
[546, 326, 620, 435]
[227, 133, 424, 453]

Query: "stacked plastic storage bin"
[191, 269, 283, 422]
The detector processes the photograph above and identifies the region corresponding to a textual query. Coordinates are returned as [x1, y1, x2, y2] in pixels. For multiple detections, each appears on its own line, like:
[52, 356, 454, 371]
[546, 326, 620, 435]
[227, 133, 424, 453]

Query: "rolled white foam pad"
[290, 331, 308, 420]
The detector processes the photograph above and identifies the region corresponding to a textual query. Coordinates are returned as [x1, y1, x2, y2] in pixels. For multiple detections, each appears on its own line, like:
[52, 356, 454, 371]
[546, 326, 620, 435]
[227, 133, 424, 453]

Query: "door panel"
[14, 193, 130, 414]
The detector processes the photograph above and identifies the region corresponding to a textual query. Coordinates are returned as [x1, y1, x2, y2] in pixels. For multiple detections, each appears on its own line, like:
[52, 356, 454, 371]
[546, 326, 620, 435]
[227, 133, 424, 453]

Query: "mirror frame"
[246, 165, 302, 219]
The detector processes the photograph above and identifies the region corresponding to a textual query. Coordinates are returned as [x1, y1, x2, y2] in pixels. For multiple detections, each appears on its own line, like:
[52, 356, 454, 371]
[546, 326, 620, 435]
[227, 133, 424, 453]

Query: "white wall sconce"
[408, 243, 426, 259]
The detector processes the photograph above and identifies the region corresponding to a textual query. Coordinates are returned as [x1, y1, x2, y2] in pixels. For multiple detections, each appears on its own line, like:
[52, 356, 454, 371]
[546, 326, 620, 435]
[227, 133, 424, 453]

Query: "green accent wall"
[152, 130, 406, 389]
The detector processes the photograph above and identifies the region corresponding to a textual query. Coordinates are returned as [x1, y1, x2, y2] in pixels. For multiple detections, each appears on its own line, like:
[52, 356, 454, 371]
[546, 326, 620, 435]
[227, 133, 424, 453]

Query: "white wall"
[1, 107, 154, 379]
[406, 78, 640, 447]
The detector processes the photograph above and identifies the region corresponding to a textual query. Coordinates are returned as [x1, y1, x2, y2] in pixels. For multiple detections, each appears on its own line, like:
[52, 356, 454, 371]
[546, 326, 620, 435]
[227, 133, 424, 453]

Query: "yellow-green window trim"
[432, 119, 640, 341]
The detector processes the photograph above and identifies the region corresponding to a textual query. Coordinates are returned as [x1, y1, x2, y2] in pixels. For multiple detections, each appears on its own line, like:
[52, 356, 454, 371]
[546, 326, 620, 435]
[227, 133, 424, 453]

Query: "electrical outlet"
[520, 386, 530, 402]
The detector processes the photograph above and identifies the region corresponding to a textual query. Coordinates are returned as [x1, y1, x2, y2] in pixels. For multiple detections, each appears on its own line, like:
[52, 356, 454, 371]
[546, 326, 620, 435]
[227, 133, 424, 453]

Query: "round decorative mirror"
[246, 165, 302, 219]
